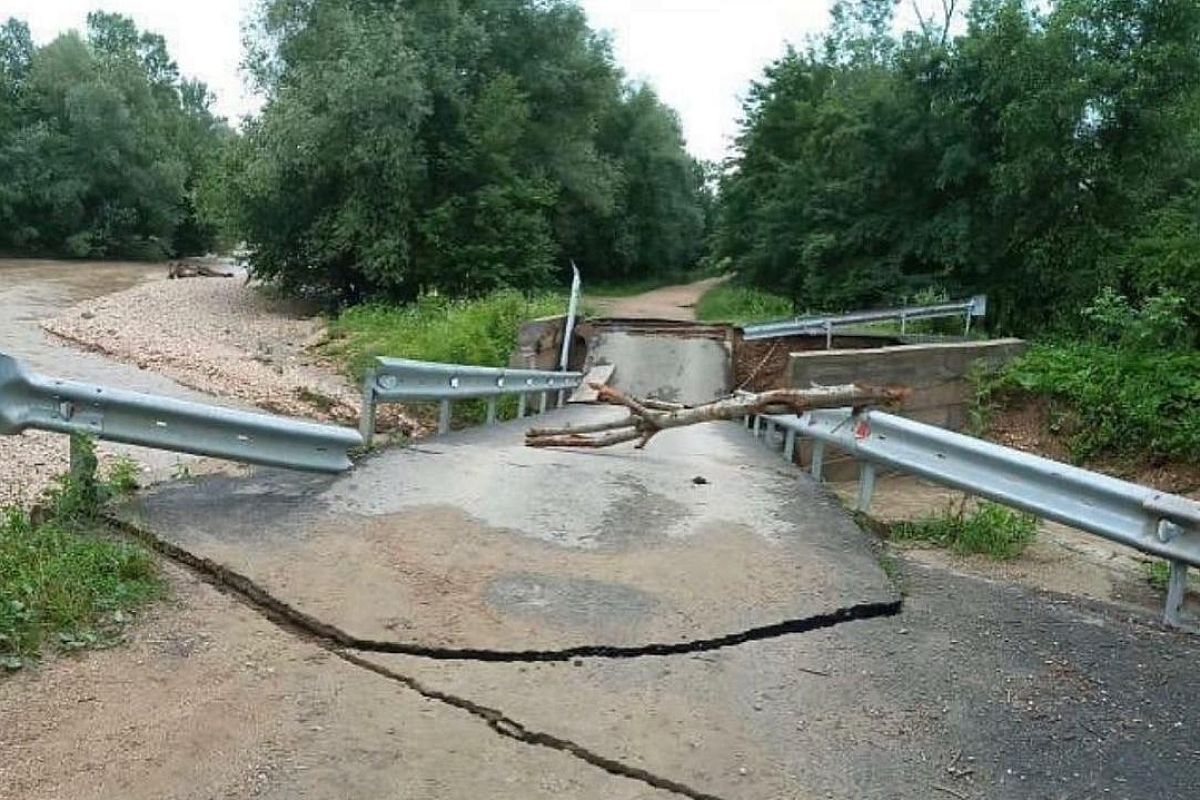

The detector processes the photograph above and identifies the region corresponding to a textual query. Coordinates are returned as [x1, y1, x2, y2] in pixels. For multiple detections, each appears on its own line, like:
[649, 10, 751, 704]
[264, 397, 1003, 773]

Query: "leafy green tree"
[218, 0, 708, 303]
[0, 13, 228, 259]
[715, 0, 1200, 334]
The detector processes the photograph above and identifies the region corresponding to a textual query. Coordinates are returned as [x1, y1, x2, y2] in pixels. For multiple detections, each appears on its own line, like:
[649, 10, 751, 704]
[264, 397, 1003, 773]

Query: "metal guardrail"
[746, 406, 1200, 628]
[0, 352, 361, 473]
[360, 357, 584, 445]
[742, 295, 988, 344]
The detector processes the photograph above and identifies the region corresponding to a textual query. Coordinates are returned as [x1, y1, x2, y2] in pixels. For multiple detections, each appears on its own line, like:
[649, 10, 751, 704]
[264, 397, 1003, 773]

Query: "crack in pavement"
[334, 649, 727, 800]
[112, 514, 902, 800]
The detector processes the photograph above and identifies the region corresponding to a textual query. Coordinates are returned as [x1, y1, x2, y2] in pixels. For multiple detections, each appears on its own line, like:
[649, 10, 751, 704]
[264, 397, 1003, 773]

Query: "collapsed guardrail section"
[746, 407, 1200, 628]
[0, 352, 361, 473]
[360, 357, 584, 445]
[742, 295, 987, 344]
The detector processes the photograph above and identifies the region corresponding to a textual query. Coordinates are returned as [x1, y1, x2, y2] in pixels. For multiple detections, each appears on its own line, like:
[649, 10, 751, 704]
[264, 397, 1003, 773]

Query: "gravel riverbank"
[43, 277, 373, 425]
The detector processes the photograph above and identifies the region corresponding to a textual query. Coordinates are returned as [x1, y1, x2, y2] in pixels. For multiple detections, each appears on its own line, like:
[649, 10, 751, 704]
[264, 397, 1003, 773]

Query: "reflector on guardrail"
[0, 352, 361, 473]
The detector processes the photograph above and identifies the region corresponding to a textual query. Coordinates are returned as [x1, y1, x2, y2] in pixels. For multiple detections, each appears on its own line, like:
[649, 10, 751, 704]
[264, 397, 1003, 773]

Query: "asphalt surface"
[115, 408, 1200, 799]
[124, 406, 896, 651]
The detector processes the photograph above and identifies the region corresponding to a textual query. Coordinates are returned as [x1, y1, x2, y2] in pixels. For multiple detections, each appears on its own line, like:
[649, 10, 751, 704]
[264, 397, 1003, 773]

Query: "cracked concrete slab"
[363, 562, 1200, 800]
[0, 566, 675, 800]
[123, 407, 896, 651]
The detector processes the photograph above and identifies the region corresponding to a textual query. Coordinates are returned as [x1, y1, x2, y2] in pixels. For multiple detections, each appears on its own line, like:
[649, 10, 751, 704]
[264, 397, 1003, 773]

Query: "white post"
[557, 262, 582, 407]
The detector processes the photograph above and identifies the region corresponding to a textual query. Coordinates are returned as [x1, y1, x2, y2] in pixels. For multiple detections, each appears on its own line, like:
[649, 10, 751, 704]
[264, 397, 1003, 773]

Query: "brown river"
[0, 258, 237, 501]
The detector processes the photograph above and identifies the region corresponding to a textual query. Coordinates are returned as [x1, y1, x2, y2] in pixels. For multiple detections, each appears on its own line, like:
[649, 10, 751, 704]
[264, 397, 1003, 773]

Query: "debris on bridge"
[525, 383, 909, 450]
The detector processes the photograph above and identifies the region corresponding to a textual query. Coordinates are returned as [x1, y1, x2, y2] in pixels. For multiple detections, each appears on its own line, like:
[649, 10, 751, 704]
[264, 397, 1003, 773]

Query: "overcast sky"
[4, 0, 944, 163]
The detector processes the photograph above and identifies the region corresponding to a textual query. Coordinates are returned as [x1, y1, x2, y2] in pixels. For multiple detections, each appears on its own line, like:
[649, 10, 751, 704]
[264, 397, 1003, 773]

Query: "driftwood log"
[168, 261, 234, 279]
[525, 383, 909, 450]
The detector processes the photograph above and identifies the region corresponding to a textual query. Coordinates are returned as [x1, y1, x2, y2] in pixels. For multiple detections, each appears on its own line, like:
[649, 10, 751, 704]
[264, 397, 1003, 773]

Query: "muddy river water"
[0, 258, 240, 491]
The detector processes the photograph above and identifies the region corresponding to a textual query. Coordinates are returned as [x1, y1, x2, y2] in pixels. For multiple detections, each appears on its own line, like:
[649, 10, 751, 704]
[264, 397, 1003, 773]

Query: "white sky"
[2, 0, 951, 162]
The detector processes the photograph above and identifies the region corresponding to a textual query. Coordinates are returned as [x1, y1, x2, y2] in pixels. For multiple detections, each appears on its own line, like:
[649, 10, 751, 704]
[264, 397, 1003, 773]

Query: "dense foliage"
[715, 0, 1200, 333]
[0, 14, 229, 259]
[212, 0, 710, 304]
[983, 291, 1200, 462]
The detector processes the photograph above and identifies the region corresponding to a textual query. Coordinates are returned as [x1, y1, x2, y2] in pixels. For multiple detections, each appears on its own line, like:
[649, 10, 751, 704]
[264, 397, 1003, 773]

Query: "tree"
[217, 0, 709, 304]
[714, 0, 1200, 334]
[0, 14, 228, 259]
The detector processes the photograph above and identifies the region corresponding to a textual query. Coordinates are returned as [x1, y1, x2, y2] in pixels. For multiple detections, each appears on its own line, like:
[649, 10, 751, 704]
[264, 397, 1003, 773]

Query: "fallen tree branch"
[526, 383, 909, 450]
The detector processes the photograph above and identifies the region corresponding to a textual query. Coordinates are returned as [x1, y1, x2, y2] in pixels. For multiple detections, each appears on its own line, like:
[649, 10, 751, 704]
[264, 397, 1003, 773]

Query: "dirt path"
[588, 276, 728, 321]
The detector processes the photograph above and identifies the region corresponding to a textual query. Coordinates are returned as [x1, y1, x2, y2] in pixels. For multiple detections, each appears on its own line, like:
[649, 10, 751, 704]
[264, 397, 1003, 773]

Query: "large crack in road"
[111, 513, 902, 800]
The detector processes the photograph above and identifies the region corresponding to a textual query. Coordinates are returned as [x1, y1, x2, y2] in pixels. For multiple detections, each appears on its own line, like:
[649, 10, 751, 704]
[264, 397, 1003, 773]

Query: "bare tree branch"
[940, 0, 957, 46]
[525, 383, 909, 450]
[912, 0, 934, 40]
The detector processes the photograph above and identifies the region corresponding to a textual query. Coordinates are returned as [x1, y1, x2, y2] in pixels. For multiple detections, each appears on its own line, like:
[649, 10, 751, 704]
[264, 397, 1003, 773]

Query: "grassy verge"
[323, 290, 570, 429]
[324, 290, 569, 379]
[890, 501, 1039, 559]
[695, 284, 793, 325]
[2, 439, 161, 671]
[979, 341, 1200, 463]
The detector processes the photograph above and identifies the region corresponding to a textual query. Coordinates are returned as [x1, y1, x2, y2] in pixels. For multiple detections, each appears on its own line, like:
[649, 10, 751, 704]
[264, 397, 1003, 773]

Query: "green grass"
[325, 290, 569, 380]
[890, 501, 1039, 560]
[1, 439, 161, 671]
[694, 284, 794, 325]
[1144, 560, 1172, 591]
[981, 341, 1200, 462]
[324, 290, 570, 428]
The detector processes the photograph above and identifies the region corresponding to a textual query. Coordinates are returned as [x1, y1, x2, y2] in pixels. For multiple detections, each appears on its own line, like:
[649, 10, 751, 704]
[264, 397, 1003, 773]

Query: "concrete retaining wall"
[786, 339, 1027, 478]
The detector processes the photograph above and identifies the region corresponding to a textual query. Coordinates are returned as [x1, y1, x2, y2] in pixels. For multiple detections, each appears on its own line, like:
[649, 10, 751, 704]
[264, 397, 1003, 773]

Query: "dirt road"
[588, 275, 728, 320]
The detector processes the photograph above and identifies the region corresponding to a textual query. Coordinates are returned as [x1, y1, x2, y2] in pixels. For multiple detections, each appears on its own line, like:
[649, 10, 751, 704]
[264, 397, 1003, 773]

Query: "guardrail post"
[517, 394, 527, 418]
[856, 462, 876, 513]
[1164, 560, 1189, 627]
[783, 429, 796, 463]
[900, 312, 908, 334]
[486, 397, 498, 425]
[438, 399, 452, 434]
[539, 392, 548, 414]
[766, 420, 777, 449]
[752, 415, 762, 438]
[359, 368, 377, 447]
[811, 441, 825, 480]
[824, 321, 833, 350]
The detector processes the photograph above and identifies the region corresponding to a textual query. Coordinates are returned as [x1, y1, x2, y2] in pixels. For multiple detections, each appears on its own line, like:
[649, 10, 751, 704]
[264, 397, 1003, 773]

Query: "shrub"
[984, 340, 1200, 462]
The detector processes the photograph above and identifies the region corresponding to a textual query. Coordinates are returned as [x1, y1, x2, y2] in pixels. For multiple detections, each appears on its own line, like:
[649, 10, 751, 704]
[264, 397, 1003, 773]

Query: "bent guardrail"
[0, 352, 361, 473]
[742, 295, 987, 344]
[747, 406, 1200, 627]
[360, 357, 584, 445]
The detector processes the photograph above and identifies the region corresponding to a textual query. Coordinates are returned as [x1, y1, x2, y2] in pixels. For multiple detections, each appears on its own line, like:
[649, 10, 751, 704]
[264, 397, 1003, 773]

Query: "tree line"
[715, 0, 1200, 333]
[206, 0, 710, 303]
[3, 0, 1198, 336]
[0, 13, 228, 260]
